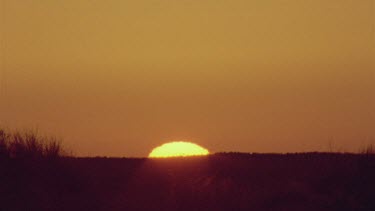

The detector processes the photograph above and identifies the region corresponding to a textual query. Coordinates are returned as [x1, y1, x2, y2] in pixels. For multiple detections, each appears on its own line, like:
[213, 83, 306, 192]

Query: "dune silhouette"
[1, 129, 375, 211]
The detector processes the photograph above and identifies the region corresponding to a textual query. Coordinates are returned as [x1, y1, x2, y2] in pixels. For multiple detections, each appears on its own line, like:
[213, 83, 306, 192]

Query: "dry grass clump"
[361, 144, 375, 155]
[0, 128, 64, 160]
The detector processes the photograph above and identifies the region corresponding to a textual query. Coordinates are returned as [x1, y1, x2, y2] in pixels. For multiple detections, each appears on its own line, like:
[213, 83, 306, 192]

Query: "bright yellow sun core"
[149, 141, 209, 158]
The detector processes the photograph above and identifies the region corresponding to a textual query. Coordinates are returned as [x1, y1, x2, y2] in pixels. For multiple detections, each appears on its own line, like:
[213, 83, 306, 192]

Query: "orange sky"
[1, 0, 374, 157]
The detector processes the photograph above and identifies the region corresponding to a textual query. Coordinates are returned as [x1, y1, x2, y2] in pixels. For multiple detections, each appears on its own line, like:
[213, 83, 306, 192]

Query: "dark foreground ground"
[1, 153, 375, 211]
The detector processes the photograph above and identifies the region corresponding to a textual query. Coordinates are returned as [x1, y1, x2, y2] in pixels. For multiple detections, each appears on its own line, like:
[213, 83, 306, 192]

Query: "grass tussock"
[0, 128, 64, 160]
[361, 144, 375, 155]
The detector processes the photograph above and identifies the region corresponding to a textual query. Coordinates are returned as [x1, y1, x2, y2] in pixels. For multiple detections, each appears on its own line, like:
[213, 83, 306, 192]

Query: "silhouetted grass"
[360, 144, 375, 155]
[0, 128, 64, 160]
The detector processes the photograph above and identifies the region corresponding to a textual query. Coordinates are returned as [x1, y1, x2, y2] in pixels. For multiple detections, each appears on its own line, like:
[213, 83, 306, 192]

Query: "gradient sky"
[1, 0, 374, 157]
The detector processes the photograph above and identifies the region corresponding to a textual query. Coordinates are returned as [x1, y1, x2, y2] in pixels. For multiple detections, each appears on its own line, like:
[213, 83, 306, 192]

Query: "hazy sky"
[1, 0, 374, 157]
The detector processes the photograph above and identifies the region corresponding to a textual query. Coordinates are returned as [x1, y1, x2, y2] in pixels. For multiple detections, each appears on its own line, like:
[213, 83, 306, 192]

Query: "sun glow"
[149, 141, 209, 158]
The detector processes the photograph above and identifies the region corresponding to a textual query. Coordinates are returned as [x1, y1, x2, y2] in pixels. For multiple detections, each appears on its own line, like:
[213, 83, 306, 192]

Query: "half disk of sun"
[149, 141, 209, 158]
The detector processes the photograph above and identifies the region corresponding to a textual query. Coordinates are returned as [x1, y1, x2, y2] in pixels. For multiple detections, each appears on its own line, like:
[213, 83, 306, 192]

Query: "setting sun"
[149, 141, 209, 158]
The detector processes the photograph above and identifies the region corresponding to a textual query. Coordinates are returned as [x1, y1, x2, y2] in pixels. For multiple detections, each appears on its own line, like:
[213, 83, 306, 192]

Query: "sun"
[149, 141, 209, 158]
